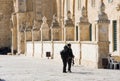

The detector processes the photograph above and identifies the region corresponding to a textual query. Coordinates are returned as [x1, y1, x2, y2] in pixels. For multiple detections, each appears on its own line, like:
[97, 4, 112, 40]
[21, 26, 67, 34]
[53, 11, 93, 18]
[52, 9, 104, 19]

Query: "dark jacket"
[67, 47, 74, 59]
[60, 45, 69, 59]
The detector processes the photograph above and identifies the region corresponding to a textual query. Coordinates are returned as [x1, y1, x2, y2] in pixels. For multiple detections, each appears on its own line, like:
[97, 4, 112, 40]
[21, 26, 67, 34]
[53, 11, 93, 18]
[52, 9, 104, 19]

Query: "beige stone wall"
[75, 0, 120, 55]
[0, 0, 13, 48]
[34, 0, 57, 26]
[87, 0, 120, 55]
[81, 42, 98, 68]
[52, 28, 62, 41]
[65, 27, 75, 41]
[0, 0, 120, 59]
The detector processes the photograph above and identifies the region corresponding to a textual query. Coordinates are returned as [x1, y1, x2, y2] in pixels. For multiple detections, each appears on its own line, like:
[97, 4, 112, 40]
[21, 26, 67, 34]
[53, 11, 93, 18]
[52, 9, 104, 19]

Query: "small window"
[89, 24, 92, 41]
[76, 26, 78, 41]
[113, 20, 117, 51]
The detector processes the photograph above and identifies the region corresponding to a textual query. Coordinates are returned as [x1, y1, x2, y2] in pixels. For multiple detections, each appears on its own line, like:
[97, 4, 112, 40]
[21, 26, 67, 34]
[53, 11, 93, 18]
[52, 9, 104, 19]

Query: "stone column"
[24, 28, 27, 56]
[50, 14, 61, 59]
[79, 6, 90, 41]
[32, 27, 34, 57]
[64, 11, 74, 41]
[19, 23, 26, 54]
[96, 1, 110, 68]
[40, 16, 50, 58]
[11, 13, 17, 55]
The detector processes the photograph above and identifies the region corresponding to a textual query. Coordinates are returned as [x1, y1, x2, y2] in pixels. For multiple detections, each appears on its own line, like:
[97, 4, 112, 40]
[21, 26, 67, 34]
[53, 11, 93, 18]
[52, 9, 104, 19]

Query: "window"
[89, 24, 92, 41]
[113, 20, 117, 51]
[108, 0, 113, 3]
[76, 26, 78, 41]
[91, 0, 95, 7]
[78, 0, 81, 10]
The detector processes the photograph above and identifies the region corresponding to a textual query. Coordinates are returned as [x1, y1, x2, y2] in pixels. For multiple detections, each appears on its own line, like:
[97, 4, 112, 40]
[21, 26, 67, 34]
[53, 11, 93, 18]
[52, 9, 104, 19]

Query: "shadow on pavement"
[0, 79, 6, 81]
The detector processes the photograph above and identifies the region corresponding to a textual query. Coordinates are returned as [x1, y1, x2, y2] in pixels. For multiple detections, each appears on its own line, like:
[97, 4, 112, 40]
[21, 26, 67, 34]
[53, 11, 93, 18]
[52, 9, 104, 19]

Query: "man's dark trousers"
[68, 58, 72, 71]
[62, 58, 67, 72]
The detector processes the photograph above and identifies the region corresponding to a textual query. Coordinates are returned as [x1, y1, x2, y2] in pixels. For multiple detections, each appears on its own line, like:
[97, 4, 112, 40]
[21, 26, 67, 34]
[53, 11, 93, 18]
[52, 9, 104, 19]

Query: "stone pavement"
[0, 55, 120, 81]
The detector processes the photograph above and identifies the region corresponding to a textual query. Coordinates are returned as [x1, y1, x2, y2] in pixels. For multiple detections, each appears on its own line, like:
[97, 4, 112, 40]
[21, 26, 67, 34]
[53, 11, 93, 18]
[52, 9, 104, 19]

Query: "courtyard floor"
[0, 55, 120, 81]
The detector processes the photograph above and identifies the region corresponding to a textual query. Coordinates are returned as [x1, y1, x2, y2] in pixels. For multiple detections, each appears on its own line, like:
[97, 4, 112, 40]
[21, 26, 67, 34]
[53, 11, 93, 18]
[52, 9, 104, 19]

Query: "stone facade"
[0, 0, 120, 68]
[0, 0, 13, 48]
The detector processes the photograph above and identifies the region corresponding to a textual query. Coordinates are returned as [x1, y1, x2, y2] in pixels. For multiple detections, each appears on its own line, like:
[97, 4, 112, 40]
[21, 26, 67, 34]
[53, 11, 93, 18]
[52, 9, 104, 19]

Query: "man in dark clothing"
[60, 44, 74, 73]
[60, 45, 69, 73]
[67, 43, 74, 72]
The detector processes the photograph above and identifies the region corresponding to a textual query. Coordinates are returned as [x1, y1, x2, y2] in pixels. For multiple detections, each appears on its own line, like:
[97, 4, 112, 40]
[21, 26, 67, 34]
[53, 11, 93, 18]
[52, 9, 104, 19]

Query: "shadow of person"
[0, 79, 6, 81]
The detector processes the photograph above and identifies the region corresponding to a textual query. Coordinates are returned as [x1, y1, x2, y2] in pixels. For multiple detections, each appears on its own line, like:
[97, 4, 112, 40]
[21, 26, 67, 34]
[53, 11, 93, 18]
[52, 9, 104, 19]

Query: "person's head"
[67, 43, 71, 48]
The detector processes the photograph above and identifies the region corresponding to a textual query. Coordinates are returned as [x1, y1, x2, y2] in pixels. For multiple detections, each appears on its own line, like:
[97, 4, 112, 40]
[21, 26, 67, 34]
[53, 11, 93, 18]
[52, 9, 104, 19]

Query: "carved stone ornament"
[116, 4, 120, 11]
[98, 2, 108, 20]
[80, 6, 88, 23]
[42, 16, 47, 24]
[41, 16, 49, 29]
[25, 22, 32, 31]
[67, 11, 71, 19]
[51, 14, 60, 28]
[82, 6, 87, 17]
[20, 22, 26, 32]
[65, 11, 74, 27]
[99, 1, 105, 13]
[33, 20, 39, 30]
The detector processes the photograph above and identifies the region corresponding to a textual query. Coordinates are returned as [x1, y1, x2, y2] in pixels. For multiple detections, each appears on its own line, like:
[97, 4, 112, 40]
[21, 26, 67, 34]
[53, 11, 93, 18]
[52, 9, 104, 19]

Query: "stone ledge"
[80, 41, 98, 44]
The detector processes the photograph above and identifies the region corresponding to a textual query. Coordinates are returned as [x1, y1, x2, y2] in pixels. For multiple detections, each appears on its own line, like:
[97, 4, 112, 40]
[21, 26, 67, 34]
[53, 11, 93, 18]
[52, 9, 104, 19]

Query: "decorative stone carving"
[26, 22, 32, 31]
[80, 6, 88, 23]
[33, 20, 40, 30]
[79, 6, 90, 41]
[65, 11, 74, 27]
[51, 14, 59, 27]
[51, 14, 61, 41]
[41, 16, 49, 28]
[64, 11, 74, 41]
[116, 3, 120, 11]
[41, 16, 50, 41]
[20, 22, 26, 32]
[98, 2, 108, 21]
